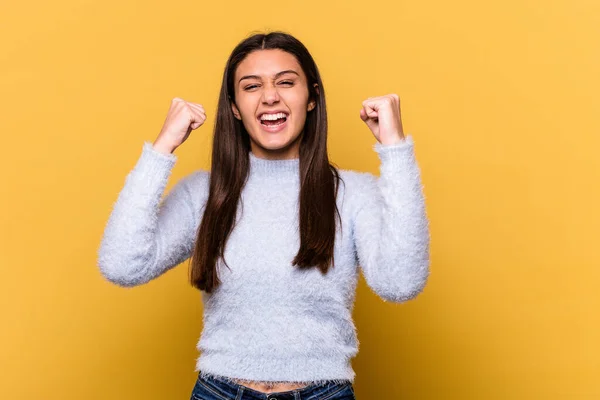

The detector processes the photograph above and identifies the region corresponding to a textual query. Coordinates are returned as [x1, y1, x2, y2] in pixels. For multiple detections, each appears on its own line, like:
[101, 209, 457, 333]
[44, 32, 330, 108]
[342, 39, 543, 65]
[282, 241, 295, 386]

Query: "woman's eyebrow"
[238, 70, 299, 84]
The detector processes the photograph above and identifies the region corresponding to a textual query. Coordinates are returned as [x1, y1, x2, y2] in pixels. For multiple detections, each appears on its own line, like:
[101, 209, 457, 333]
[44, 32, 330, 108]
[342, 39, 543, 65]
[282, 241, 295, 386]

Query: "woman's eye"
[244, 81, 293, 91]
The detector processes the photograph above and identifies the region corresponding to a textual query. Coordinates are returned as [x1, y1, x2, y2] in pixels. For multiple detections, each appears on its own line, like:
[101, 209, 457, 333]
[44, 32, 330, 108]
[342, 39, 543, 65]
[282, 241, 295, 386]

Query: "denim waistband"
[195, 371, 353, 400]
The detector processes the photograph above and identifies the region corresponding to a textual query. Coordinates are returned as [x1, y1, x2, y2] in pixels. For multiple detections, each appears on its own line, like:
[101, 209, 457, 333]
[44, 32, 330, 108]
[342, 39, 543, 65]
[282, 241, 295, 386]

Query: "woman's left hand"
[360, 94, 405, 145]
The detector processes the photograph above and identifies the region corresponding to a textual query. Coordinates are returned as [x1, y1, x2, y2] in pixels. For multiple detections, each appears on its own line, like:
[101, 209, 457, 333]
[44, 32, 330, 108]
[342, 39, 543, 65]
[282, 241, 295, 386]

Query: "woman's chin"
[255, 131, 293, 147]
[250, 132, 302, 156]
[258, 137, 290, 150]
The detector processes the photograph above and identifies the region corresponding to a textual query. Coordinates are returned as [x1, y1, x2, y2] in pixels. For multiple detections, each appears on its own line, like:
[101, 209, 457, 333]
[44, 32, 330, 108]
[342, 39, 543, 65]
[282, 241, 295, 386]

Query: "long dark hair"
[189, 31, 343, 293]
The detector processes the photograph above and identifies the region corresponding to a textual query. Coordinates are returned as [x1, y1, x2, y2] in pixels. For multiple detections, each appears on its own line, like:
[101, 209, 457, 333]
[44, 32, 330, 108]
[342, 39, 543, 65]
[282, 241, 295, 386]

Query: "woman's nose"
[261, 85, 280, 104]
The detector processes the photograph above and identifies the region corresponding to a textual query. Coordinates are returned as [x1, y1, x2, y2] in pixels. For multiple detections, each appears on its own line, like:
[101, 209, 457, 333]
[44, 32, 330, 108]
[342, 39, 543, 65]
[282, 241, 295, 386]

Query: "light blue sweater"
[97, 134, 430, 386]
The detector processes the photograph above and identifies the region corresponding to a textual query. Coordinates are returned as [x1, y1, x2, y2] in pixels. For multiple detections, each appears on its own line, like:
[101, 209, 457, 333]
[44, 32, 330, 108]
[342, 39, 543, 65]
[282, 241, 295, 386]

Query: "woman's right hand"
[153, 97, 207, 154]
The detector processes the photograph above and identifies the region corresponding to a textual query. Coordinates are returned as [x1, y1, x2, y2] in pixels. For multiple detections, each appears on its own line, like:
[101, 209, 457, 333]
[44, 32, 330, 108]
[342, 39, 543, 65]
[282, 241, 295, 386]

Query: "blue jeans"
[190, 372, 356, 400]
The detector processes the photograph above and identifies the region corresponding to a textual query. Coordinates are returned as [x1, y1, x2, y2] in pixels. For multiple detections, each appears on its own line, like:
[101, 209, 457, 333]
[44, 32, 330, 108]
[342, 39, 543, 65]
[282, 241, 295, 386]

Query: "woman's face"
[231, 49, 317, 160]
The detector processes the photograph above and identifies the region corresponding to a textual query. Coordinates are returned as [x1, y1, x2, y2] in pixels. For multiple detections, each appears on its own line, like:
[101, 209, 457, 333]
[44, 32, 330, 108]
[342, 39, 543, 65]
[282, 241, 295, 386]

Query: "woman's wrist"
[152, 140, 176, 155]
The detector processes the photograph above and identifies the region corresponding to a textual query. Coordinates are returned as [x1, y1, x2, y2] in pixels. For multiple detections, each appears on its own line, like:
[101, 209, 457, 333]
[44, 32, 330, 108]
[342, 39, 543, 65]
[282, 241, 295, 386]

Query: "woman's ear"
[307, 83, 319, 111]
[231, 101, 242, 120]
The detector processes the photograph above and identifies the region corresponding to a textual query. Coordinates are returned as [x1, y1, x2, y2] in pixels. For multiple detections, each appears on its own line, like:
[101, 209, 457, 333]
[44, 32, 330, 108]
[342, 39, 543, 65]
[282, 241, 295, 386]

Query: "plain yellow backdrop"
[1, 0, 598, 398]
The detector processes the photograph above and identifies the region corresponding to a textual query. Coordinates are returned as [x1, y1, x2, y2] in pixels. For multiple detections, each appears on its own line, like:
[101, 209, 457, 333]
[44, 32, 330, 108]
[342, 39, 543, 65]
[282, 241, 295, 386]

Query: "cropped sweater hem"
[196, 352, 355, 386]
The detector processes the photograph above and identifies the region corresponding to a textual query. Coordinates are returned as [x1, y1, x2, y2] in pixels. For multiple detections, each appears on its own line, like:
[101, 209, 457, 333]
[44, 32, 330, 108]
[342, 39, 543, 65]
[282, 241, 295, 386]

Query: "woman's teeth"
[260, 112, 287, 121]
[260, 112, 288, 126]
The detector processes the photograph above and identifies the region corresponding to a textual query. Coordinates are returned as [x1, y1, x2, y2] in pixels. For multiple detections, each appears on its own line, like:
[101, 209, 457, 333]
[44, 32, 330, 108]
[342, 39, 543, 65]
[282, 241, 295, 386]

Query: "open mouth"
[258, 113, 288, 126]
[257, 112, 289, 132]
[261, 117, 287, 127]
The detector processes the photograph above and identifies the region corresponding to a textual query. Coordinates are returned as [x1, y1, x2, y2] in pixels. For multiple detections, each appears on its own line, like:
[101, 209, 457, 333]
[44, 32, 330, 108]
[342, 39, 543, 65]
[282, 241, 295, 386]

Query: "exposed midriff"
[230, 378, 310, 393]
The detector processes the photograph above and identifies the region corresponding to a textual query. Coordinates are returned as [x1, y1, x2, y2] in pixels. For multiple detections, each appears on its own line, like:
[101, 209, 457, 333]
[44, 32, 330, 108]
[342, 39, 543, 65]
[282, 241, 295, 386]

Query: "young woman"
[98, 31, 430, 400]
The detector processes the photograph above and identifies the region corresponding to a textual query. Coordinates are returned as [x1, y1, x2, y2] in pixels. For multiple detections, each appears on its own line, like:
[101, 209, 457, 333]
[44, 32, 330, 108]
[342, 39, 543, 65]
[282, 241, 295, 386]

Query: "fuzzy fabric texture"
[97, 134, 430, 385]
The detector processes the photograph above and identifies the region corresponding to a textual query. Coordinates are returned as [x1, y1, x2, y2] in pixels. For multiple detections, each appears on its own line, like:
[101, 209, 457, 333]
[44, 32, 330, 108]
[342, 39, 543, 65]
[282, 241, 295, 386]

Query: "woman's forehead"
[236, 49, 303, 79]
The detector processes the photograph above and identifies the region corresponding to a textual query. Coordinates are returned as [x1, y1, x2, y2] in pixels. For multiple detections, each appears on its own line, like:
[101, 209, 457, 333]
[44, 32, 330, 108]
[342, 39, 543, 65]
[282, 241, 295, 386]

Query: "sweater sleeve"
[353, 134, 431, 302]
[97, 141, 208, 287]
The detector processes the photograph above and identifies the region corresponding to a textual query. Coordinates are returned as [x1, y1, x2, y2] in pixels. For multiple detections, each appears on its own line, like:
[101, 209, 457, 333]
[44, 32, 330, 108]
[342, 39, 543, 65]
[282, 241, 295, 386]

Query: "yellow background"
[1, 0, 598, 398]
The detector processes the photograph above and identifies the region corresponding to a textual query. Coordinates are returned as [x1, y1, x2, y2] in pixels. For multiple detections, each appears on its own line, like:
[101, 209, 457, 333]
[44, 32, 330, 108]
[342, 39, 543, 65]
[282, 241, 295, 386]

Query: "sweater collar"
[248, 151, 300, 181]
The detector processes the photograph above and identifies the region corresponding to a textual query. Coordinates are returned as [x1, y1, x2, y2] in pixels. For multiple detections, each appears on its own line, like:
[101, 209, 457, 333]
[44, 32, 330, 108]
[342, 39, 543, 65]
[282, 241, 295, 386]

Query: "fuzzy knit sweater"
[97, 134, 430, 386]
